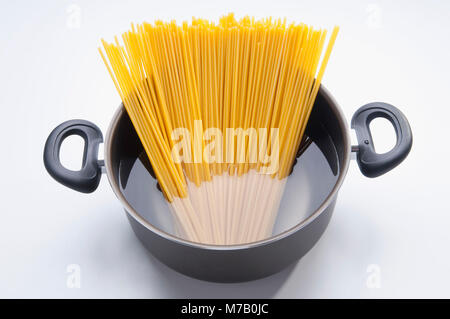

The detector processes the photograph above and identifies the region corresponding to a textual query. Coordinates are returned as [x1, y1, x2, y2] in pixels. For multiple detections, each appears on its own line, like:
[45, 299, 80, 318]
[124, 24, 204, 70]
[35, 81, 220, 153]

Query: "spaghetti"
[100, 13, 338, 244]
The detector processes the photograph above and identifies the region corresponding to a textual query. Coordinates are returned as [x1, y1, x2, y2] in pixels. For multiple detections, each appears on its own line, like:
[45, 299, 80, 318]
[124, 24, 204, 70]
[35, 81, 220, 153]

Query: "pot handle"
[43, 120, 103, 193]
[351, 102, 412, 178]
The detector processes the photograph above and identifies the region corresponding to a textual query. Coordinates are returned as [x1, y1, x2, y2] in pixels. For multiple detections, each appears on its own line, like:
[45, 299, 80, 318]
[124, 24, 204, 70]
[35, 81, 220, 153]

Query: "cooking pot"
[43, 86, 412, 282]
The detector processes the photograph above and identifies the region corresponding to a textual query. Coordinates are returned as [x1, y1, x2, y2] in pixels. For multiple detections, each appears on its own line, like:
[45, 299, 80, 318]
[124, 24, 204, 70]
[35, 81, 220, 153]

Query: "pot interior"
[108, 87, 347, 242]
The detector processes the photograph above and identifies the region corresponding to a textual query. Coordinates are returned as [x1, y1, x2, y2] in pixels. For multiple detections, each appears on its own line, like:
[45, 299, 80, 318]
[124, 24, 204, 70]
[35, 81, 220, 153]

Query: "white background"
[0, 0, 449, 298]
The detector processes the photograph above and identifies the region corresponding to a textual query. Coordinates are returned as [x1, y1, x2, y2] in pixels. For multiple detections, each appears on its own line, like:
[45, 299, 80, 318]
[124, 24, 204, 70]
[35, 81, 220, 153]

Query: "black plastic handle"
[43, 120, 103, 193]
[351, 102, 412, 178]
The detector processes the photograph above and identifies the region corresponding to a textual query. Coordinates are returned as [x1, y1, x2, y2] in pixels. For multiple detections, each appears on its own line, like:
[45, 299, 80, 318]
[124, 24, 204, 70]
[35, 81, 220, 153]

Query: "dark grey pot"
[44, 86, 412, 282]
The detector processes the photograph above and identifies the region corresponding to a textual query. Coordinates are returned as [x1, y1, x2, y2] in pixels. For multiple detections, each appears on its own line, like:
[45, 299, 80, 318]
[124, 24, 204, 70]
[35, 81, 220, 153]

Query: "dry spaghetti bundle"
[99, 14, 338, 245]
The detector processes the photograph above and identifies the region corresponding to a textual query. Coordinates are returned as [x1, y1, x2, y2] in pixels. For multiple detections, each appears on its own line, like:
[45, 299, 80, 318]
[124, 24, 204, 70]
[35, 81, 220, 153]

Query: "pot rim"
[104, 85, 351, 251]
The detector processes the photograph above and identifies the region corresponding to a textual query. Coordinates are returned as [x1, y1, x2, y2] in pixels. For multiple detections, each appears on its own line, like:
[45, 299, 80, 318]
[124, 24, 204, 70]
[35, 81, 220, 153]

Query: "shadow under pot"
[43, 86, 412, 282]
